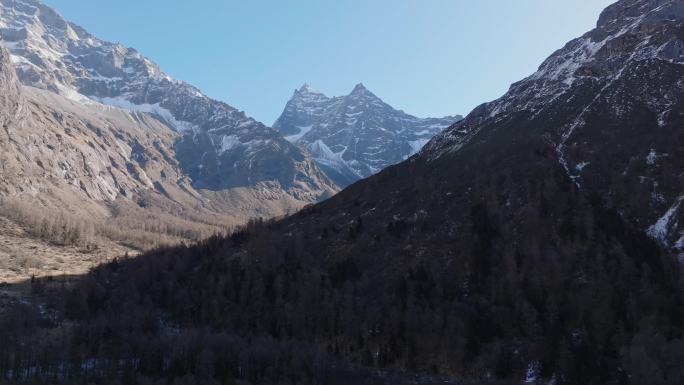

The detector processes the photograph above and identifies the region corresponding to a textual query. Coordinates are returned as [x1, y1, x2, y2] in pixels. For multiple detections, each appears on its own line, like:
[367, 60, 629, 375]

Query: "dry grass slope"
[0, 195, 239, 283]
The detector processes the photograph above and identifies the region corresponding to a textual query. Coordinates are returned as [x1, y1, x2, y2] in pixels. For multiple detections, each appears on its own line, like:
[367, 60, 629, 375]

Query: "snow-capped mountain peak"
[274, 83, 462, 187]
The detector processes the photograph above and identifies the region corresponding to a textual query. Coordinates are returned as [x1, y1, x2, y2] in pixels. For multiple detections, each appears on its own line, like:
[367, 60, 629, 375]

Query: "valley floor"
[0, 216, 134, 284]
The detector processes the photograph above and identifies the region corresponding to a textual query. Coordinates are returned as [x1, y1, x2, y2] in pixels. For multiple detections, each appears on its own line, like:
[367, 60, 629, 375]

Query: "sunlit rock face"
[0, 0, 337, 199]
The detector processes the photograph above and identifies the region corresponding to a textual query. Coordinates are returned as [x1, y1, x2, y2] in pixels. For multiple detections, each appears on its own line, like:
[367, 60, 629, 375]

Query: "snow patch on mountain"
[284, 125, 313, 142]
[92, 96, 199, 133]
[218, 135, 241, 153]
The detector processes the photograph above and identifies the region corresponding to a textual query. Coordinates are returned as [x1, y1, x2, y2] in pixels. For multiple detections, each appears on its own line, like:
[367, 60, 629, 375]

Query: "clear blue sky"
[43, 0, 615, 125]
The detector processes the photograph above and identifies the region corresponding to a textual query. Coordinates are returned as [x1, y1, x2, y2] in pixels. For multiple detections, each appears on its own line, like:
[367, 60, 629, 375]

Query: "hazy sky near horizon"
[43, 0, 615, 125]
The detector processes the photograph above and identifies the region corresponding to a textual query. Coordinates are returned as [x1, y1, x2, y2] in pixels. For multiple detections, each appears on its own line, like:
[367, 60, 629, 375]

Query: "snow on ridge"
[472, 0, 681, 126]
[0, 0, 196, 110]
[421, 0, 684, 192]
[531, 37, 606, 87]
[92, 96, 199, 133]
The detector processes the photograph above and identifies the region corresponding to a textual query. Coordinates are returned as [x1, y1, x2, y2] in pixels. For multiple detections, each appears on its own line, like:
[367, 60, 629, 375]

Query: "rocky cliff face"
[0, 43, 199, 218]
[273, 83, 460, 186]
[0, 42, 21, 126]
[0, 0, 337, 205]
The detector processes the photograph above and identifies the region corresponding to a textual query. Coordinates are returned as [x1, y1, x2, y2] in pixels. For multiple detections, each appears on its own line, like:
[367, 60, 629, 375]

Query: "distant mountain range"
[274, 83, 461, 186]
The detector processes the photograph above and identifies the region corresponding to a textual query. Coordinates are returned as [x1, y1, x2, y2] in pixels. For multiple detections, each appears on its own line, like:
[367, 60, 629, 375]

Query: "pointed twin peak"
[292, 82, 381, 105]
[296, 82, 372, 96]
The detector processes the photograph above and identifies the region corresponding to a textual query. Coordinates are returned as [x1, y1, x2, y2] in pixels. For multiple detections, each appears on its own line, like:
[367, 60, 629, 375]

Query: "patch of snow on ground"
[524, 361, 540, 384]
[657, 109, 670, 127]
[575, 161, 590, 172]
[647, 196, 683, 244]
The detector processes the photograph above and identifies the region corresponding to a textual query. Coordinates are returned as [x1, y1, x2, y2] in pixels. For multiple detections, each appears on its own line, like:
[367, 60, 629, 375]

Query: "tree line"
[0, 196, 228, 251]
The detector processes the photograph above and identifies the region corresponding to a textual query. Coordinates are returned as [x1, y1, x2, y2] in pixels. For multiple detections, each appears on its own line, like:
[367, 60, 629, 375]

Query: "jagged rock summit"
[273, 83, 461, 186]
